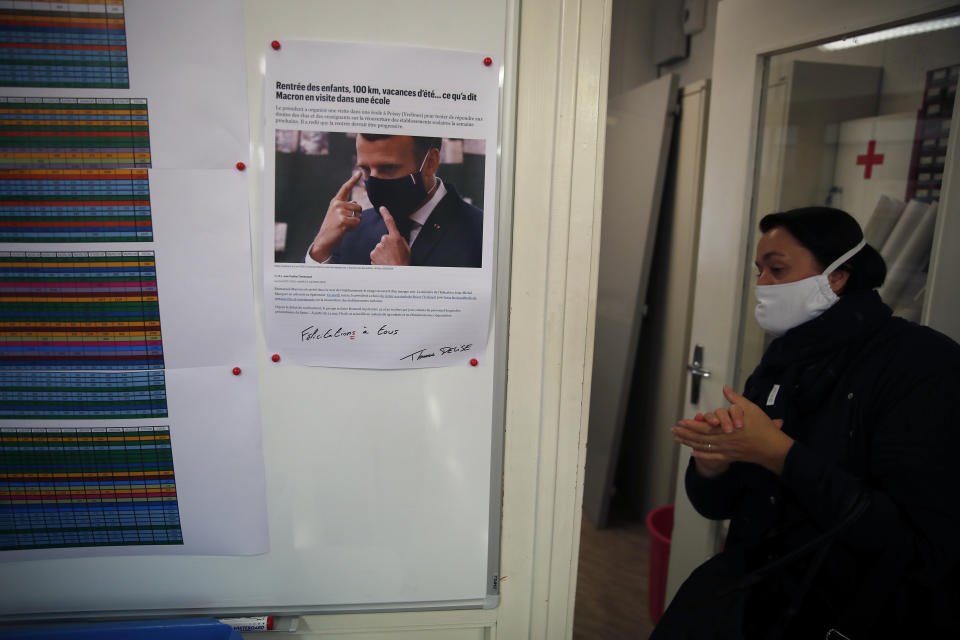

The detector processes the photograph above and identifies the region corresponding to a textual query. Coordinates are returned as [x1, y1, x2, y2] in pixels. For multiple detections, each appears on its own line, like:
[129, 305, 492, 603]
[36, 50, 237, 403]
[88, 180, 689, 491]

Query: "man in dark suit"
[305, 134, 483, 268]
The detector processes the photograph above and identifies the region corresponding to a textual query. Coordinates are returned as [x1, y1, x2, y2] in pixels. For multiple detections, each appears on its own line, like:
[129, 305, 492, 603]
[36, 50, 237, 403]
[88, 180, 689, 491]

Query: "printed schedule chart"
[0, 250, 164, 371]
[0, 425, 182, 550]
[0, 168, 151, 243]
[0, 0, 129, 89]
[0, 97, 153, 242]
[0, 3, 197, 557]
[0, 370, 167, 419]
[0, 97, 151, 169]
[0, 252, 172, 551]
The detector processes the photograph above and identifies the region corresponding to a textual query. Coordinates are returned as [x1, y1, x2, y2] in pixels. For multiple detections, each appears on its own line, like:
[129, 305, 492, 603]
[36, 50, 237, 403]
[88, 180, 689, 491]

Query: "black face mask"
[364, 157, 429, 237]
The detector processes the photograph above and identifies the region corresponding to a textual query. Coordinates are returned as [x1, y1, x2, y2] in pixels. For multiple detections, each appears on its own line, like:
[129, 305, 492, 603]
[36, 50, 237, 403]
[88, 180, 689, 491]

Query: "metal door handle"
[686, 363, 711, 378]
[687, 345, 710, 404]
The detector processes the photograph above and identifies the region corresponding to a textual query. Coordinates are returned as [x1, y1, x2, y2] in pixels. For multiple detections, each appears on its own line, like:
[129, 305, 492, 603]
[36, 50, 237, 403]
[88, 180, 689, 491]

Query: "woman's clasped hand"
[672, 385, 789, 477]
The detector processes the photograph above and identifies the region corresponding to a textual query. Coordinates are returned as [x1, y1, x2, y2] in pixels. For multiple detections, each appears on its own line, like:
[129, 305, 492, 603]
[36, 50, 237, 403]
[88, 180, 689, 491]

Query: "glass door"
[735, 13, 960, 385]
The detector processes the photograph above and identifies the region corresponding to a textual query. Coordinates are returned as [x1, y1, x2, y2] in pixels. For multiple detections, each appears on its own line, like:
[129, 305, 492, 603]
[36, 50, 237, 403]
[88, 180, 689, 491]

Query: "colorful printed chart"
[0, 426, 182, 550]
[0, 168, 151, 242]
[0, 97, 150, 169]
[0, 251, 163, 370]
[0, 0, 129, 89]
[0, 370, 166, 419]
[0, 98, 153, 242]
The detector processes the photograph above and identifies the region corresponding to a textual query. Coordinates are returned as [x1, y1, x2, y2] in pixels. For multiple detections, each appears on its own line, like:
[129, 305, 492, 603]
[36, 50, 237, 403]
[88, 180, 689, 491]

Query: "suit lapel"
[409, 190, 455, 265]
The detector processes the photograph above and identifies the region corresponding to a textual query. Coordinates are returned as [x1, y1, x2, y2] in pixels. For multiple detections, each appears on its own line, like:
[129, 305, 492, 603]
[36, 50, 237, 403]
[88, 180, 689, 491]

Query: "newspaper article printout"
[263, 41, 499, 369]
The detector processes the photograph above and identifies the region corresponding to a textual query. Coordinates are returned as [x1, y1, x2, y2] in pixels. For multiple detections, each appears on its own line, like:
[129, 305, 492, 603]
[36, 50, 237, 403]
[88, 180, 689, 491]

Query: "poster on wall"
[263, 40, 499, 369]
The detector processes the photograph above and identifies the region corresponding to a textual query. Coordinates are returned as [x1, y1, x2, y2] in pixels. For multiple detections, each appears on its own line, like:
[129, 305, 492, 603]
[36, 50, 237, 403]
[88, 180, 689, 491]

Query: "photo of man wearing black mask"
[298, 133, 483, 268]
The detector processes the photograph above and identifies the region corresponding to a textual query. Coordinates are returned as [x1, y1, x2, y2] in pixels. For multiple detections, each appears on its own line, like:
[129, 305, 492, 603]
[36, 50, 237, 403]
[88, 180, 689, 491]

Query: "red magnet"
[235, 161, 246, 171]
[271, 40, 281, 50]
[483, 57, 493, 67]
[470, 358, 479, 367]
[232, 366, 242, 376]
[271, 353, 280, 363]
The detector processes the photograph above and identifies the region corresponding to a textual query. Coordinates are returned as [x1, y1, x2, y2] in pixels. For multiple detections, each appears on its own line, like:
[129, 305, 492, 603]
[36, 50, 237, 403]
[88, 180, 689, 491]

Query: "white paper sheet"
[149, 169, 259, 369]
[262, 41, 499, 369]
[863, 195, 905, 249]
[0, 170, 258, 370]
[879, 201, 938, 310]
[0, 365, 268, 559]
[123, 0, 250, 168]
[880, 198, 929, 264]
[0, 0, 250, 169]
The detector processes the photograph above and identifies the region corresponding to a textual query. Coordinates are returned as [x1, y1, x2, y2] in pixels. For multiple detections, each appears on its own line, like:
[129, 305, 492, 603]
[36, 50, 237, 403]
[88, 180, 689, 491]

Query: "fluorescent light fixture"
[818, 16, 960, 51]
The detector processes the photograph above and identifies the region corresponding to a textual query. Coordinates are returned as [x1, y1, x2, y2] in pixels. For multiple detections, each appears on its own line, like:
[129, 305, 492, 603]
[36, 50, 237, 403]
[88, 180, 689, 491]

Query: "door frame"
[666, 0, 960, 602]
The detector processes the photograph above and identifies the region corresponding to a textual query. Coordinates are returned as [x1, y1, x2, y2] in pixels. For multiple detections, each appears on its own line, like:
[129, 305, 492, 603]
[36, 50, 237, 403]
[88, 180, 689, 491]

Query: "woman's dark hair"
[759, 206, 886, 294]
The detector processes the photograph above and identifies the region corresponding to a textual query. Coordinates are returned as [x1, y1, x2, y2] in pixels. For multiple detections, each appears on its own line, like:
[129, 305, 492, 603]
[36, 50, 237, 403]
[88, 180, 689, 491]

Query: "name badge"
[766, 384, 780, 407]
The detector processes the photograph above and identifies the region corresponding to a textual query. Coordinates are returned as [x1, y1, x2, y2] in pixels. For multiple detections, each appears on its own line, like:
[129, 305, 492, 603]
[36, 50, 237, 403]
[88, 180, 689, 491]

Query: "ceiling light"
[818, 16, 960, 51]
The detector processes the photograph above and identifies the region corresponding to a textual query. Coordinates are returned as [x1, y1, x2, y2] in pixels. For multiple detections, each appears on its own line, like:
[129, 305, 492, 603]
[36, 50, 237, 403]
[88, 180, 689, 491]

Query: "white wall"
[771, 25, 960, 114]
[607, 0, 720, 100]
[661, 0, 719, 87]
[607, 0, 657, 98]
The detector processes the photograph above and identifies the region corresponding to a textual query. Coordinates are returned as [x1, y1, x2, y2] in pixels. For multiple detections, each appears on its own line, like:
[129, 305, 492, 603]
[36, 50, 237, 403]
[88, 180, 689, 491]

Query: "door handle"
[687, 345, 711, 404]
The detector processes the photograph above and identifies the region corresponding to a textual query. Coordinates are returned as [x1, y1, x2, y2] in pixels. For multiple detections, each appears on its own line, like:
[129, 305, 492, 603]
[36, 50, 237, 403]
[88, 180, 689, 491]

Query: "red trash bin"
[646, 504, 674, 625]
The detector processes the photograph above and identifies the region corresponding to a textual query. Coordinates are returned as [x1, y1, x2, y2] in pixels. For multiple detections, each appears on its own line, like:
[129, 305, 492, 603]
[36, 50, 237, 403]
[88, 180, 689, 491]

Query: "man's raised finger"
[379, 206, 400, 236]
[333, 171, 362, 201]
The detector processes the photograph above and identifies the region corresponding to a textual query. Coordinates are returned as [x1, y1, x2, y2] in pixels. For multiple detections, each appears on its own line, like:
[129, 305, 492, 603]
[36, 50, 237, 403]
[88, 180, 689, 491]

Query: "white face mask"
[754, 240, 866, 337]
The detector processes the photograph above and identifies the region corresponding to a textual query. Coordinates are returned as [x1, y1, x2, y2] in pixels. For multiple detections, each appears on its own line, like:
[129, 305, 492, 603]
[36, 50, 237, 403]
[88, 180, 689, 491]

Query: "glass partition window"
[736, 13, 960, 385]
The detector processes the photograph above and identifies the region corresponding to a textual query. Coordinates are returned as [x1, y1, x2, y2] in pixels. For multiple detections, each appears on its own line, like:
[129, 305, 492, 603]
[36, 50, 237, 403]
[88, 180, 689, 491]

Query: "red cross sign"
[856, 140, 885, 179]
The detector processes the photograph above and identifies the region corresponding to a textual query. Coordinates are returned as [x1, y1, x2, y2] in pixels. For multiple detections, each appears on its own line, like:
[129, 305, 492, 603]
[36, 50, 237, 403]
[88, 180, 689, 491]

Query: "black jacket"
[659, 291, 960, 638]
[331, 184, 483, 268]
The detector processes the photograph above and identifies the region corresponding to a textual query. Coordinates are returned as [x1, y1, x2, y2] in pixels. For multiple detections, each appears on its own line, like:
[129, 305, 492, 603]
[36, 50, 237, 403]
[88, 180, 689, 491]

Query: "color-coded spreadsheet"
[0, 426, 182, 550]
[0, 250, 163, 370]
[0, 168, 152, 242]
[0, 97, 150, 169]
[0, 370, 166, 419]
[0, 0, 129, 89]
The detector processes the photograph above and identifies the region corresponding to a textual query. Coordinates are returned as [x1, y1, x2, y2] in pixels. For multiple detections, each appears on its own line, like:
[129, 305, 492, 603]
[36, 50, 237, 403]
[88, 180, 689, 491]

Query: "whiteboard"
[0, 0, 517, 617]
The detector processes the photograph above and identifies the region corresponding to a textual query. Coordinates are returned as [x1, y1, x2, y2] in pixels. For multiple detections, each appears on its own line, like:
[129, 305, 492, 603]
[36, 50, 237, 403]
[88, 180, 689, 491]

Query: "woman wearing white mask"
[653, 207, 960, 639]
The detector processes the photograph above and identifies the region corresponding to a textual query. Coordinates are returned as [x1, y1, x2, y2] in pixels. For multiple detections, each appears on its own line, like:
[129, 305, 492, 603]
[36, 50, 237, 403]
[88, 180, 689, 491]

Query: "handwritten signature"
[400, 344, 472, 362]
